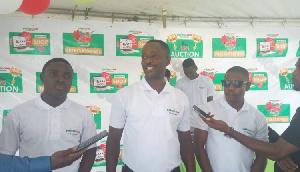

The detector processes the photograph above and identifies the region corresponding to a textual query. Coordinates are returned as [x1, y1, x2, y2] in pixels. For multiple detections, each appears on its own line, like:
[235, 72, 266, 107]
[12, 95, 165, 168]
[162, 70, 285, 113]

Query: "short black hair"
[42, 58, 73, 74]
[146, 40, 170, 57]
[182, 58, 196, 68]
[225, 66, 249, 81]
[165, 69, 171, 78]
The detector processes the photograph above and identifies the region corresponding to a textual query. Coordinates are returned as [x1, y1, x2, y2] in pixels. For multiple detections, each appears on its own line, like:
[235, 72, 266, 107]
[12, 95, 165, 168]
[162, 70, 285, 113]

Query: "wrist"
[224, 127, 234, 138]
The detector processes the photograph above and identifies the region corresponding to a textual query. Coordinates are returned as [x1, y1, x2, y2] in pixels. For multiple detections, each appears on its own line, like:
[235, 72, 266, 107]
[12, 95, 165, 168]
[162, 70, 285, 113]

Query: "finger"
[277, 161, 288, 171]
[286, 157, 298, 170]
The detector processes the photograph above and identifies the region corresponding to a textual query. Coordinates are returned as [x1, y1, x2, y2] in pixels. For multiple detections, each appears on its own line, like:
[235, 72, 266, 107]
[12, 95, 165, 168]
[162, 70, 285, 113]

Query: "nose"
[56, 74, 65, 82]
[227, 82, 236, 90]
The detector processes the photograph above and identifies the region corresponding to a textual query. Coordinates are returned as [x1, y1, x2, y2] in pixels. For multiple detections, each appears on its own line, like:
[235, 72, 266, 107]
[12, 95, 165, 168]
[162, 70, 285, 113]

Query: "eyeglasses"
[221, 80, 248, 88]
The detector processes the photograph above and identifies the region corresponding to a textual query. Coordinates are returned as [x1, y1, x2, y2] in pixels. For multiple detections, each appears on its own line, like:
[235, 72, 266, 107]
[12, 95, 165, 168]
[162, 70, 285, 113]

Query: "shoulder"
[198, 75, 213, 83]
[10, 98, 37, 113]
[68, 100, 91, 115]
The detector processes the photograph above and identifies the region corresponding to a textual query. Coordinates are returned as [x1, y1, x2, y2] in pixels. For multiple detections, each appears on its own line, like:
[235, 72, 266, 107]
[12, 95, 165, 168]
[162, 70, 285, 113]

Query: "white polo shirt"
[192, 96, 268, 172]
[0, 95, 97, 172]
[176, 75, 215, 121]
[109, 78, 190, 172]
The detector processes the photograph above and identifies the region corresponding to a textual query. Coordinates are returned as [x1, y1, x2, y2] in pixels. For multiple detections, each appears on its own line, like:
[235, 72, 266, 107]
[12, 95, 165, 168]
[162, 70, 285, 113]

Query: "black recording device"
[192, 105, 210, 118]
[75, 130, 109, 153]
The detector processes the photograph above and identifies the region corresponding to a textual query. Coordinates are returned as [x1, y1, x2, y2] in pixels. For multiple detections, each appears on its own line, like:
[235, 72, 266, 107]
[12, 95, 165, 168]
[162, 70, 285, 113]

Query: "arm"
[207, 96, 213, 102]
[250, 152, 267, 172]
[194, 128, 213, 172]
[178, 130, 195, 172]
[78, 147, 96, 172]
[106, 126, 123, 172]
[200, 116, 300, 160]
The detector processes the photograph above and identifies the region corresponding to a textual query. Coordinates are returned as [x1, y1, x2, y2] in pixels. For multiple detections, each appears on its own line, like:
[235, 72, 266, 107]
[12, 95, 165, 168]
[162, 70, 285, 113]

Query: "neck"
[191, 74, 199, 80]
[41, 93, 66, 108]
[145, 77, 166, 93]
[227, 99, 244, 111]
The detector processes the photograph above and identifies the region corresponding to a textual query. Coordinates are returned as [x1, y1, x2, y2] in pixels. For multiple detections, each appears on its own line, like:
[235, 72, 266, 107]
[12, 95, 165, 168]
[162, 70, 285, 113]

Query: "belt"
[122, 164, 180, 172]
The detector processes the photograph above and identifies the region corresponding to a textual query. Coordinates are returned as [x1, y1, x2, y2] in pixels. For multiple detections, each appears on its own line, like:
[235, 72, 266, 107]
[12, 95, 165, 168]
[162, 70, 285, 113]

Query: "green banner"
[249, 72, 268, 90]
[211, 73, 225, 91]
[63, 29, 104, 56]
[2, 109, 11, 125]
[166, 33, 203, 58]
[90, 73, 128, 93]
[93, 142, 123, 167]
[86, 106, 102, 130]
[116, 35, 153, 56]
[279, 68, 294, 90]
[9, 32, 50, 55]
[0, 67, 23, 93]
[257, 102, 290, 123]
[256, 38, 288, 57]
[36, 72, 78, 93]
[212, 37, 246, 58]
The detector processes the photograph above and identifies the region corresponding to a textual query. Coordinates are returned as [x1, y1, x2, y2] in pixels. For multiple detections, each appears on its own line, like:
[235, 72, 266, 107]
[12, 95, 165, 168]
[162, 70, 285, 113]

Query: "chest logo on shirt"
[167, 108, 180, 116]
[66, 129, 80, 136]
[242, 128, 255, 135]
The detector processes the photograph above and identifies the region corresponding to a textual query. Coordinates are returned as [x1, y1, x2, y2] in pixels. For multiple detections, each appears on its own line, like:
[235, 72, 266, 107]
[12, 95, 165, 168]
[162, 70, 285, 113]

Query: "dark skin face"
[292, 58, 300, 91]
[40, 62, 73, 107]
[183, 65, 199, 80]
[224, 72, 251, 111]
[141, 42, 171, 92]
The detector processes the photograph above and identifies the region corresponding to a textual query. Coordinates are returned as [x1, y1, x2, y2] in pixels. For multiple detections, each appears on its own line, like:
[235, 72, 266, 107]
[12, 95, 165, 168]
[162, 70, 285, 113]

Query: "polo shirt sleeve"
[109, 92, 127, 129]
[80, 108, 97, 148]
[177, 95, 191, 132]
[190, 104, 209, 131]
[206, 77, 215, 97]
[254, 111, 269, 142]
[281, 108, 300, 148]
[0, 109, 20, 155]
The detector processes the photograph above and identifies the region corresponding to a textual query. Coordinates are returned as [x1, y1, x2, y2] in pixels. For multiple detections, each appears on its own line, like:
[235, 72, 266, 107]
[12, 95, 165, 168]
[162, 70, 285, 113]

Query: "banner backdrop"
[1, 17, 300, 171]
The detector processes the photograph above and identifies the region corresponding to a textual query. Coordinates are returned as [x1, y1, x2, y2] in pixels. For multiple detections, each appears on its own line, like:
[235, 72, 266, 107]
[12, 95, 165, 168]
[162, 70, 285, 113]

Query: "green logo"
[166, 33, 203, 58]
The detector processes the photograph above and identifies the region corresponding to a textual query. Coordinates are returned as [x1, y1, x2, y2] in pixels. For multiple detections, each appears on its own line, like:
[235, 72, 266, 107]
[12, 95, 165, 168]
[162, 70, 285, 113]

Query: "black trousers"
[122, 164, 181, 172]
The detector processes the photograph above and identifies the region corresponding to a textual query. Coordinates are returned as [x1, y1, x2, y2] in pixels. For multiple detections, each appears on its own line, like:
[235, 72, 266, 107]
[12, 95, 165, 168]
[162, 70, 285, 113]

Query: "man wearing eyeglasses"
[192, 66, 268, 172]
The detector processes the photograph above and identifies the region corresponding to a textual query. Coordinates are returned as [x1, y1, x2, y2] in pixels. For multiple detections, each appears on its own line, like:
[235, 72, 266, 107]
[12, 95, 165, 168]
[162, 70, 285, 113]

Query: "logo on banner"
[248, 68, 268, 90]
[279, 68, 294, 90]
[256, 35, 288, 57]
[166, 33, 203, 58]
[200, 69, 224, 91]
[93, 141, 123, 167]
[257, 100, 290, 123]
[140, 70, 177, 86]
[90, 69, 128, 93]
[0, 67, 23, 93]
[212, 33, 246, 58]
[2, 109, 11, 125]
[63, 28, 104, 55]
[116, 34, 153, 56]
[36, 72, 78, 93]
[86, 105, 101, 130]
[9, 29, 50, 55]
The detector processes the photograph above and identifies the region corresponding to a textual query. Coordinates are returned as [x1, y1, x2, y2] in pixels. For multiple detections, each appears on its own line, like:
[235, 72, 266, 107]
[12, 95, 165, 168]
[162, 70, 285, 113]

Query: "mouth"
[55, 85, 66, 90]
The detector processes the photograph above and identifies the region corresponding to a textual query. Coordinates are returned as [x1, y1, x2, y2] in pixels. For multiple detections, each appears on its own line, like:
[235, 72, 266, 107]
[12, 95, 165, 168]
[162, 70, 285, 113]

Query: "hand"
[277, 156, 298, 172]
[51, 147, 87, 170]
[198, 112, 229, 133]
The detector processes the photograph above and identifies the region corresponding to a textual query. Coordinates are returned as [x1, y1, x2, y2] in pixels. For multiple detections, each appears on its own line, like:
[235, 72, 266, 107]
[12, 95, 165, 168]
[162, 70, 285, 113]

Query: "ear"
[245, 81, 251, 91]
[166, 56, 171, 66]
[40, 73, 45, 84]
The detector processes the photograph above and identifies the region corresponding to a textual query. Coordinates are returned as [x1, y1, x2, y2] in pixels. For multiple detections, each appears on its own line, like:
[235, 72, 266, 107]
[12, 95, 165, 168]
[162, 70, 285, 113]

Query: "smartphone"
[192, 105, 210, 118]
[75, 130, 109, 153]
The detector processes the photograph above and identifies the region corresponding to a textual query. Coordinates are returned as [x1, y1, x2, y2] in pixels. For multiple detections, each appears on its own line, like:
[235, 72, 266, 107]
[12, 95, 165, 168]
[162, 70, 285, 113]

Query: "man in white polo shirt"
[192, 66, 268, 172]
[106, 40, 195, 172]
[176, 58, 215, 137]
[0, 58, 97, 172]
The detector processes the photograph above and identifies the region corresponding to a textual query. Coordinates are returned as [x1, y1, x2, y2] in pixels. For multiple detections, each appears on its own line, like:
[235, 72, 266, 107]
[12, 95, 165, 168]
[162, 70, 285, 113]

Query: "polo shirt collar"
[141, 77, 171, 93]
[220, 95, 249, 113]
[36, 94, 71, 110]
